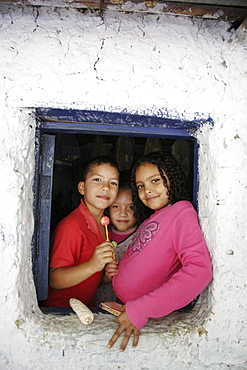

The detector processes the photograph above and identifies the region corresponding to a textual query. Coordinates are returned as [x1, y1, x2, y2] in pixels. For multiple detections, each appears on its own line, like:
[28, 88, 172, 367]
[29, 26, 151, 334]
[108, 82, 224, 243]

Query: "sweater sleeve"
[126, 205, 212, 329]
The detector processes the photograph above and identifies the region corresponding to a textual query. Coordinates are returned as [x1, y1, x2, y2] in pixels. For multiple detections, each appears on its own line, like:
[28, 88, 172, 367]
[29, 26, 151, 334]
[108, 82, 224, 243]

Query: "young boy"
[40, 156, 119, 308]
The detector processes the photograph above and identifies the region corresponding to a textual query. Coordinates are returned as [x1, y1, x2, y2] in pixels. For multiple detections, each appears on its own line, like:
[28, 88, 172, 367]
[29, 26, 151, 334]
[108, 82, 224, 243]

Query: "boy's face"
[109, 189, 136, 233]
[78, 163, 119, 215]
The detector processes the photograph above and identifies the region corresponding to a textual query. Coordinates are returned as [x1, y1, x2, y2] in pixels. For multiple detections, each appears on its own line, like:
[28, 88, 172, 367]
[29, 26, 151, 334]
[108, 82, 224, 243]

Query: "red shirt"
[41, 200, 104, 307]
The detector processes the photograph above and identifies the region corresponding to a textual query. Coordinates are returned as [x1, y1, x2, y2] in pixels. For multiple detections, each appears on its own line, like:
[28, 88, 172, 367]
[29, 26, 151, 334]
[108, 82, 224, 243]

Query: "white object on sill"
[69, 298, 94, 325]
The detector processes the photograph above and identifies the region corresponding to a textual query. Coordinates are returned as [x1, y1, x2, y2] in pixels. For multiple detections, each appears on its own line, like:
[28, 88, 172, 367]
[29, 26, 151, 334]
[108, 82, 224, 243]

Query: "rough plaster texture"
[0, 4, 246, 369]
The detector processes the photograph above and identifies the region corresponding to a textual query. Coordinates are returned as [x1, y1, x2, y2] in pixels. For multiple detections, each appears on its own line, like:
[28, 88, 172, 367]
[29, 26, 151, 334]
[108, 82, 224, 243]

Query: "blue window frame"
[32, 108, 212, 307]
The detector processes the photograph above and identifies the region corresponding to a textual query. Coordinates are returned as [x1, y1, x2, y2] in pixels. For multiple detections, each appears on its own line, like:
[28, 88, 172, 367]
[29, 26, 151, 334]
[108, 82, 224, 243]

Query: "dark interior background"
[51, 133, 194, 234]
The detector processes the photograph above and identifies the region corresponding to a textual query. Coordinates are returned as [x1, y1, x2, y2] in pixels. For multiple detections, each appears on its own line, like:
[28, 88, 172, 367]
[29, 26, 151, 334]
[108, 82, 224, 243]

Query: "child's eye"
[93, 177, 101, 182]
[111, 205, 118, 209]
[137, 184, 143, 189]
[111, 181, 118, 186]
[152, 178, 160, 183]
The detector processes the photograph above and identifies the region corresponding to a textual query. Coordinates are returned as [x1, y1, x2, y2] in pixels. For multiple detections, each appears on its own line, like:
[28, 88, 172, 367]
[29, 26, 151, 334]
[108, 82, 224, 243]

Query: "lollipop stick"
[105, 225, 109, 241]
[105, 225, 114, 258]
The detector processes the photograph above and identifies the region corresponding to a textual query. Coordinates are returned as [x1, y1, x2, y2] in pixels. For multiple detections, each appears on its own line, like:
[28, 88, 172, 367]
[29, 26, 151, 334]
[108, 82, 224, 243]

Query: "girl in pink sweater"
[108, 151, 212, 351]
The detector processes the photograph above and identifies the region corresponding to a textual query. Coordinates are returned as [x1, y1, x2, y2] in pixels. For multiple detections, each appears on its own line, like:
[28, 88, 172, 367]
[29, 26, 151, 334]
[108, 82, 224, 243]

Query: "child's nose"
[144, 186, 152, 194]
[102, 183, 109, 191]
[119, 207, 127, 215]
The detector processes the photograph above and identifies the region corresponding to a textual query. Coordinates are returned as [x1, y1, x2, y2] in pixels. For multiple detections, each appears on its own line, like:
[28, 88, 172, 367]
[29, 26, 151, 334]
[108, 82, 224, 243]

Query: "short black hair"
[82, 155, 119, 181]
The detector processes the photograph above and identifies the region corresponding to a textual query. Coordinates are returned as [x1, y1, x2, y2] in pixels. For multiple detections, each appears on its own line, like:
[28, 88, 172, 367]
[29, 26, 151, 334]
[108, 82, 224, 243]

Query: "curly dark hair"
[130, 151, 190, 225]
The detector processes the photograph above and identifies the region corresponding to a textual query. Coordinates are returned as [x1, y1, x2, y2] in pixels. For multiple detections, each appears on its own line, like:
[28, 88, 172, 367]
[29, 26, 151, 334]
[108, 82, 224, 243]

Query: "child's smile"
[97, 194, 111, 200]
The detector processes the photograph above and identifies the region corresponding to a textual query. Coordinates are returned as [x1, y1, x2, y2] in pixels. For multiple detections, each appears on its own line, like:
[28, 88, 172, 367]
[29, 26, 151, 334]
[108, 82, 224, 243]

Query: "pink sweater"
[112, 201, 212, 329]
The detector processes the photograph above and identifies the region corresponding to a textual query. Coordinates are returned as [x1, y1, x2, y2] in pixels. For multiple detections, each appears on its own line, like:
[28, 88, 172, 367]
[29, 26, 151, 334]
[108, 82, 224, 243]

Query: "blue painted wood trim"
[36, 134, 56, 301]
[193, 141, 199, 209]
[40, 120, 195, 139]
[37, 108, 213, 131]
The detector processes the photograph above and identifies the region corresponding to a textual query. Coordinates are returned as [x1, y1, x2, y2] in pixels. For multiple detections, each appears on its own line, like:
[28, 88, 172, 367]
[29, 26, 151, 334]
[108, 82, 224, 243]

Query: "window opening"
[50, 133, 195, 236]
[33, 109, 211, 309]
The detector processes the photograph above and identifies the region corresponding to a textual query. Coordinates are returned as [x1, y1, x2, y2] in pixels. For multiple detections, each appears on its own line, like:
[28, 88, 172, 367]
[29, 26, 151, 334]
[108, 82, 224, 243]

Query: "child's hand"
[108, 307, 140, 351]
[91, 241, 115, 272]
[105, 261, 119, 281]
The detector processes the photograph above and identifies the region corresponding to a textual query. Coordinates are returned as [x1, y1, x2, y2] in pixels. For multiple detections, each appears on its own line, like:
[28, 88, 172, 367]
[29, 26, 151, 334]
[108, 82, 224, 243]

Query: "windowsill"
[36, 290, 211, 337]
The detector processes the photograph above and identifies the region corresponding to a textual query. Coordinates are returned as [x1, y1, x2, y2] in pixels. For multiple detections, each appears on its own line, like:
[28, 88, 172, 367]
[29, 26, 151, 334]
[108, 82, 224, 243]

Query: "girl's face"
[135, 162, 170, 211]
[78, 163, 119, 216]
[109, 189, 136, 233]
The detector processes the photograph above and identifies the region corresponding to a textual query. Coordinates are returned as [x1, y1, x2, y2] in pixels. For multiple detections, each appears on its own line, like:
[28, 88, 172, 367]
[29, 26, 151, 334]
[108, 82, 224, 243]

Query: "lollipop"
[101, 216, 110, 241]
[101, 216, 118, 260]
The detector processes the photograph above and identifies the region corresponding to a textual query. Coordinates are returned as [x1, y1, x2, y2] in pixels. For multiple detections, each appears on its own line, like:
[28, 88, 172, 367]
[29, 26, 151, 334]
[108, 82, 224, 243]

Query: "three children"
[41, 150, 212, 353]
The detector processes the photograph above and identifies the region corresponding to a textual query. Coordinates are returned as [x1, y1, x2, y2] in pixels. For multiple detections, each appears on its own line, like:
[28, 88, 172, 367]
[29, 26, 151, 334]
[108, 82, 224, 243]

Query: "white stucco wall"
[0, 4, 246, 369]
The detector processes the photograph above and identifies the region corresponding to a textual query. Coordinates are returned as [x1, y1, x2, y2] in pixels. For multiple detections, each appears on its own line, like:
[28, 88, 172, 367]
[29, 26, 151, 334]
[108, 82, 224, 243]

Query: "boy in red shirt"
[41, 156, 119, 308]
